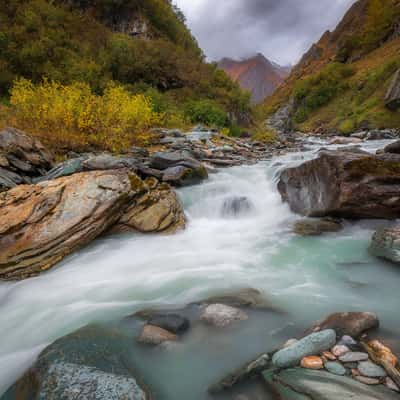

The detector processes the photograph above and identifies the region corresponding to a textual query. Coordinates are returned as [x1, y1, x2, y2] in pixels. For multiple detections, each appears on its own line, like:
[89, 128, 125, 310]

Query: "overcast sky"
[174, 0, 356, 65]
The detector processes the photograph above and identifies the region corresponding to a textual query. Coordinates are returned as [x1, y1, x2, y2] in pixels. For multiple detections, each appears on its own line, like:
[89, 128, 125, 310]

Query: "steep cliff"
[263, 0, 400, 134]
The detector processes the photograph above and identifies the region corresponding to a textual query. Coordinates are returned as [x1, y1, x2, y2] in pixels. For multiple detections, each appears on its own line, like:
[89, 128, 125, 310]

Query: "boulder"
[221, 196, 253, 218]
[2, 325, 150, 400]
[309, 312, 379, 338]
[147, 313, 190, 335]
[0, 172, 186, 280]
[366, 129, 397, 140]
[293, 218, 343, 236]
[272, 330, 336, 368]
[37, 153, 139, 182]
[162, 165, 208, 187]
[208, 353, 270, 393]
[0, 127, 53, 191]
[112, 179, 186, 234]
[264, 369, 399, 400]
[384, 140, 400, 154]
[385, 69, 400, 110]
[370, 226, 400, 264]
[278, 149, 400, 219]
[200, 304, 248, 328]
[137, 325, 177, 345]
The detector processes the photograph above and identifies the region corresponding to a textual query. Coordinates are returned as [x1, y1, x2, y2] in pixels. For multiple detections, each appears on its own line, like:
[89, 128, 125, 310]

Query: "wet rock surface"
[0, 171, 185, 280]
[370, 226, 400, 264]
[200, 304, 248, 327]
[278, 149, 400, 219]
[293, 218, 343, 236]
[2, 325, 150, 400]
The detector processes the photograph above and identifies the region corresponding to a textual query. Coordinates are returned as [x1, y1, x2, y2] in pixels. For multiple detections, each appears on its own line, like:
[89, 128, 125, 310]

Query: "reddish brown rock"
[137, 324, 177, 345]
[301, 356, 324, 370]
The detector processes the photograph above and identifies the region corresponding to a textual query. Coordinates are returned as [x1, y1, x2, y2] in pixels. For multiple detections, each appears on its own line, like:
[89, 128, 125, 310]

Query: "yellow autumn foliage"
[10, 79, 162, 151]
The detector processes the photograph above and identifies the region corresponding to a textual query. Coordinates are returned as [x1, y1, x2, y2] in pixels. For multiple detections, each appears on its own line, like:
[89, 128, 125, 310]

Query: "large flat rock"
[264, 368, 399, 400]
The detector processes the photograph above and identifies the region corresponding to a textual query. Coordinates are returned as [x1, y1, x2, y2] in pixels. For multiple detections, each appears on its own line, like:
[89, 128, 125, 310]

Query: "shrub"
[184, 99, 228, 127]
[293, 63, 355, 123]
[10, 78, 162, 151]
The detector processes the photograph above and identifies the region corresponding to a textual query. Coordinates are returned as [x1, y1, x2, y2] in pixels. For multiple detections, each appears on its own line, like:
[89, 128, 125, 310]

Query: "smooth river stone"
[332, 344, 350, 357]
[339, 352, 369, 363]
[301, 356, 324, 370]
[358, 361, 387, 378]
[355, 376, 381, 385]
[272, 329, 336, 368]
[200, 304, 248, 327]
[324, 361, 346, 376]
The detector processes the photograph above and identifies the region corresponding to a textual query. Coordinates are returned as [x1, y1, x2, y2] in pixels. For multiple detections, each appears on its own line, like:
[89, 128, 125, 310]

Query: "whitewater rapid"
[1, 139, 400, 396]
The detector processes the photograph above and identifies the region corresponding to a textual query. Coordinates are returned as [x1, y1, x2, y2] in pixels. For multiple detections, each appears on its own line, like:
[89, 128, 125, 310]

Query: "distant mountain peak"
[218, 53, 291, 104]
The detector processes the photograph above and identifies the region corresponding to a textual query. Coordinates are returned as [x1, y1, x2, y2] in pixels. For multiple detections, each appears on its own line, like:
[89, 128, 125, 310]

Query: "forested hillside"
[263, 0, 400, 134]
[0, 0, 251, 151]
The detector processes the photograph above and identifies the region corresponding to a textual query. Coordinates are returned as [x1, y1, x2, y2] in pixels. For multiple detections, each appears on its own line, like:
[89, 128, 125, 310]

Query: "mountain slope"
[263, 0, 400, 134]
[218, 54, 290, 104]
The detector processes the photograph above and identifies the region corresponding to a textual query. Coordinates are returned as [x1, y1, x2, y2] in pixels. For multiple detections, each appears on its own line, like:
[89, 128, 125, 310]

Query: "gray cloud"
[174, 0, 356, 65]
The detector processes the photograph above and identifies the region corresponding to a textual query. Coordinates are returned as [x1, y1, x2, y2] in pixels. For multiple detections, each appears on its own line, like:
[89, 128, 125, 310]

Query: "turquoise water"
[0, 139, 399, 398]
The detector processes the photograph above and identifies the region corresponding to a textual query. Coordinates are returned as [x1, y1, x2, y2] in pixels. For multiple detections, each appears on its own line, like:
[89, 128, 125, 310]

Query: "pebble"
[385, 377, 400, 392]
[338, 335, 358, 347]
[322, 351, 336, 361]
[354, 376, 381, 385]
[339, 352, 369, 363]
[301, 356, 324, 370]
[332, 344, 350, 357]
[324, 361, 346, 376]
[358, 361, 387, 378]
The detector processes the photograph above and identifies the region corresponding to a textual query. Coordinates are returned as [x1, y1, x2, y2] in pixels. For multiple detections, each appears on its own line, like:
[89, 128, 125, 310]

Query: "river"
[0, 139, 399, 398]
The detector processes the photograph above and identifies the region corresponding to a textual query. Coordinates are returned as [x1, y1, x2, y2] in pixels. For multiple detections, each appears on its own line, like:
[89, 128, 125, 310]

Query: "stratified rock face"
[385, 69, 400, 110]
[1, 325, 150, 400]
[278, 149, 400, 219]
[0, 172, 186, 280]
[263, 369, 399, 400]
[0, 128, 53, 191]
[370, 226, 400, 264]
[112, 179, 186, 234]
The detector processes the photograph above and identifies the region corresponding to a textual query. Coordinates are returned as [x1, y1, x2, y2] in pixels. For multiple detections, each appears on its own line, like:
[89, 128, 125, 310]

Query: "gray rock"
[354, 376, 381, 385]
[272, 330, 336, 368]
[366, 129, 397, 140]
[324, 361, 346, 376]
[38, 362, 146, 400]
[147, 313, 190, 334]
[200, 304, 248, 328]
[2, 325, 151, 399]
[384, 140, 400, 154]
[370, 227, 400, 264]
[264, 369, 398, 399]
[162, 165, 208, 187]
[358, 361, 387, 378]
[339, 352, 369, 363]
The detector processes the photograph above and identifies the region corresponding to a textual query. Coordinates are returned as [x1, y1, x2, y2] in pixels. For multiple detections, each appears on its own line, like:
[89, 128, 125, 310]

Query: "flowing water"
[1, 139, 400, 398]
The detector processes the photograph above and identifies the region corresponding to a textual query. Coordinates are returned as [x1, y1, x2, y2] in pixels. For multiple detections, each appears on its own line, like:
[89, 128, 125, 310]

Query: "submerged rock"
[272, 330, 336, 368]
[309, 311, 379, 338]
[208, 353, 270, 393]
[221, 196, 253, 218]
[293, 218, 343, 236]
[370, 226, 400, 264]
[200, 304, 248, 327]
[137, 325, 178, 345]
[2, 325, 150, 400]
[147, 313, 190, 335]
[278, 149, 400, 219]
[264, 369, 399, 400]
[0, 127, 53, 191]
